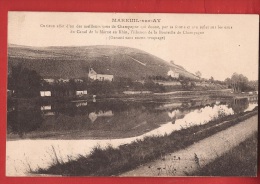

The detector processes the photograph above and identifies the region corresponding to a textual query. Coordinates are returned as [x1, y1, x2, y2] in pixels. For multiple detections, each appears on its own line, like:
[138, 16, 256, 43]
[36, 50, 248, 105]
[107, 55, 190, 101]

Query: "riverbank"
[190, 132, 258, 176]
[8, 89, 236, 104]
[33, 108, 258, 176]
[121, 115, 258, 176]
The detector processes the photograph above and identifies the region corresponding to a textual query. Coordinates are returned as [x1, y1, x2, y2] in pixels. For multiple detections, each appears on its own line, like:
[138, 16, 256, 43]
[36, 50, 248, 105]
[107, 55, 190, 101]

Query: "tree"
[224, 77, 232, 88]
[229, 73, 252, 92]
[180, 77, 190, 89]
[209, 76, 214, 83]
[8, 64, 43, 98]
[190, 81, 196, 88]
[195, 71, 202, 79]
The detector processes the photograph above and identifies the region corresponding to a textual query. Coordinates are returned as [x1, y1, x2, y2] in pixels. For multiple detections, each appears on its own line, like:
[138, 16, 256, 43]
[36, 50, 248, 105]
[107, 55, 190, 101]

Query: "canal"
[6, 96, 258, 176]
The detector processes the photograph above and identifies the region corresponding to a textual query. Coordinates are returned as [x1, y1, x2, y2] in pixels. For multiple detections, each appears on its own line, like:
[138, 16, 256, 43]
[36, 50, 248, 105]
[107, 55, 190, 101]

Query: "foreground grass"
[35, 108, 258, 176]
[191, 132, 258, 176]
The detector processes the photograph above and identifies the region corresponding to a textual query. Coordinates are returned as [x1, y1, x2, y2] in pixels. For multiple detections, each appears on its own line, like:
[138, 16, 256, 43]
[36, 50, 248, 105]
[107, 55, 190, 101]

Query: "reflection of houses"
[41, 105, 55, 116]
[88, 68, 114, 81]
[75, 101, 88, 107]
[7, 89, 15, 98]
[167, 109, 187, 123]
[167, 70, 179, 79]
[89, 110, 114, 122]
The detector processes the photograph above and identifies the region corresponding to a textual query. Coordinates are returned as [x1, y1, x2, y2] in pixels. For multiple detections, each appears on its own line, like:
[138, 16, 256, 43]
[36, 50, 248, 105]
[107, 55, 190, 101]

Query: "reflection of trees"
[7, 108, 43, 138]
[230, 98, 249, 114]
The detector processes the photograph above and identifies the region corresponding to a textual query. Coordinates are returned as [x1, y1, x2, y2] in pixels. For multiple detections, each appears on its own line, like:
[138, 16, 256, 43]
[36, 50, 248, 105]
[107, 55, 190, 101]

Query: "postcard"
[6, 12, 259, 177]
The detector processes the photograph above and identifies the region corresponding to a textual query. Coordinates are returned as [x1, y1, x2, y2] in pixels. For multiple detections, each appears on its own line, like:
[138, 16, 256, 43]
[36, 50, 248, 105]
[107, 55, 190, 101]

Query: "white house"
[40, 91, 51, 97]
[167, 70, 180, 79]
[57, 78, 70, 83]
[43, 78, 55, 84]
[41, 105, 51, 110]
[76, 90, 88, 96]
[88, 68, 114, 81]
[74, 79, 84, 83]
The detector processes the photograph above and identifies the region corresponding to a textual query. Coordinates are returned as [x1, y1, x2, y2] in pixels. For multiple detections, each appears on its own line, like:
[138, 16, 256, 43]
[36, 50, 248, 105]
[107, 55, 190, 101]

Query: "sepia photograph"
[6, 12, 259, 177]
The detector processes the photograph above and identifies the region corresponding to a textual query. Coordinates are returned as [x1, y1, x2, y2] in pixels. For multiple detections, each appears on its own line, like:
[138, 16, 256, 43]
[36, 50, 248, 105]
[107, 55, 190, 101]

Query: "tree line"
[224, 73, 257, 93]
[8, 65, 257, 98]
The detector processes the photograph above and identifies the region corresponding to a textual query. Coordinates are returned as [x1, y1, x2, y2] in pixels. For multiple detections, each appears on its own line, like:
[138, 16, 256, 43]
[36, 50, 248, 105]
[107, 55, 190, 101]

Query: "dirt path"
[120, 115, 258, 176]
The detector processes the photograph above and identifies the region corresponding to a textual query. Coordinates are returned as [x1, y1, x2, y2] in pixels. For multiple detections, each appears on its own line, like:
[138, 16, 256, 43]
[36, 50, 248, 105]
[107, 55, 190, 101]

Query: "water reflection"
[7, 97, 258, 139]
[6, 96, 258, 176]
[89, 110, 114, 123]
[230, 98, 249, 114]
[7, 106, 43, 138]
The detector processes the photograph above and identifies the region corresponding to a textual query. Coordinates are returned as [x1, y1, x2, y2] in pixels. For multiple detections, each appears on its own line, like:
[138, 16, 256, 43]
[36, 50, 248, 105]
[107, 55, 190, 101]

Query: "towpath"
[121, 115, 258, 176]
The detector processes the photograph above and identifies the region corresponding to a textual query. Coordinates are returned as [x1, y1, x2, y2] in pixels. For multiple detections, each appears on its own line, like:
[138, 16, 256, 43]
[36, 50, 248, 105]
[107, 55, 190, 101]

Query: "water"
[6, 96, 258, 175]
[7, 97, 256, 140]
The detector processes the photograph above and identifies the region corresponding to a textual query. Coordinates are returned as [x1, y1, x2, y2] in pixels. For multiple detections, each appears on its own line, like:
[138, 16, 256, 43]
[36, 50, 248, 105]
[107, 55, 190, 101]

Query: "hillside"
[8, 44, 198, 80]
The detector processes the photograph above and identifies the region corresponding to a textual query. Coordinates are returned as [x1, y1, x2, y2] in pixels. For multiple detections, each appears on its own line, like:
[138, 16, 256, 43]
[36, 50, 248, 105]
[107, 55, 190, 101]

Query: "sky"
[8, 12, 259, 81]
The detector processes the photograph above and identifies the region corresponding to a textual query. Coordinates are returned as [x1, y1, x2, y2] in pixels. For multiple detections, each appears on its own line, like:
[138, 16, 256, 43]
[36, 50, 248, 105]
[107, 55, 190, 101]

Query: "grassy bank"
[190, 132, 258, 176]
[35, 108, 258, 176]
[9, 89, 235, 104]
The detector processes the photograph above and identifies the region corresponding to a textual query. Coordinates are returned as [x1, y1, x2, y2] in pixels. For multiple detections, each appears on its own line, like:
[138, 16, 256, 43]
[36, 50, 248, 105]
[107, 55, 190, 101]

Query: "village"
[5, 47, 259, 178]
[7, 64, 258, 102]
[40, 68, 114, 97]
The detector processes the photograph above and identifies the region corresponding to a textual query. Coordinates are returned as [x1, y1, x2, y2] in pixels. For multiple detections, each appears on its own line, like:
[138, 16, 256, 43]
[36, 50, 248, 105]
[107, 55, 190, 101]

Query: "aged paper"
[7, 12, 259, 176]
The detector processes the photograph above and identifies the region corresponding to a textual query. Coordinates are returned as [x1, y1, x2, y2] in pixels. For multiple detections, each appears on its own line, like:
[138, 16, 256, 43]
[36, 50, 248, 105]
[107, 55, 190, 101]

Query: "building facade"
[40, 91, 51, 97]
[167, 70, 180, 79]
[88, 68, 114, 82]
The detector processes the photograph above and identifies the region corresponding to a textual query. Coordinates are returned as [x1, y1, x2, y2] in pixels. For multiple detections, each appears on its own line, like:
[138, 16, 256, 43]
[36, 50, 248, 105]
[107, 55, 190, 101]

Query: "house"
[57, 78, 70, 83]
[88, 68, 114, 81]
[76, 90, 88, 96]
[74, 79, 84, 83]
[40, 91, 51, 97]
[43, 78, 55, 84]
[167, 70, 180, 79]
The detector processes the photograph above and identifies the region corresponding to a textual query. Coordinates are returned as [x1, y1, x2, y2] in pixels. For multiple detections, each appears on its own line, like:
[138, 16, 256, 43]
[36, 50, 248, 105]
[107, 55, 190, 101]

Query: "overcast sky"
[8, 12, 259, 81]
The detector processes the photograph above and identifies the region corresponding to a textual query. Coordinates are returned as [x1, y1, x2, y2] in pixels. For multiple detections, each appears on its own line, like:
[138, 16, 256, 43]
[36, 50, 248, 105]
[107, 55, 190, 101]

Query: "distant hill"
[8, 44, 198, 80]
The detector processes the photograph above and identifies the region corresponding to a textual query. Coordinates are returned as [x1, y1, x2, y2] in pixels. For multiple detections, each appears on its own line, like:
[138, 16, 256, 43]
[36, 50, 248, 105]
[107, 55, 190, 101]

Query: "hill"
[8, 44, 198, 80]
